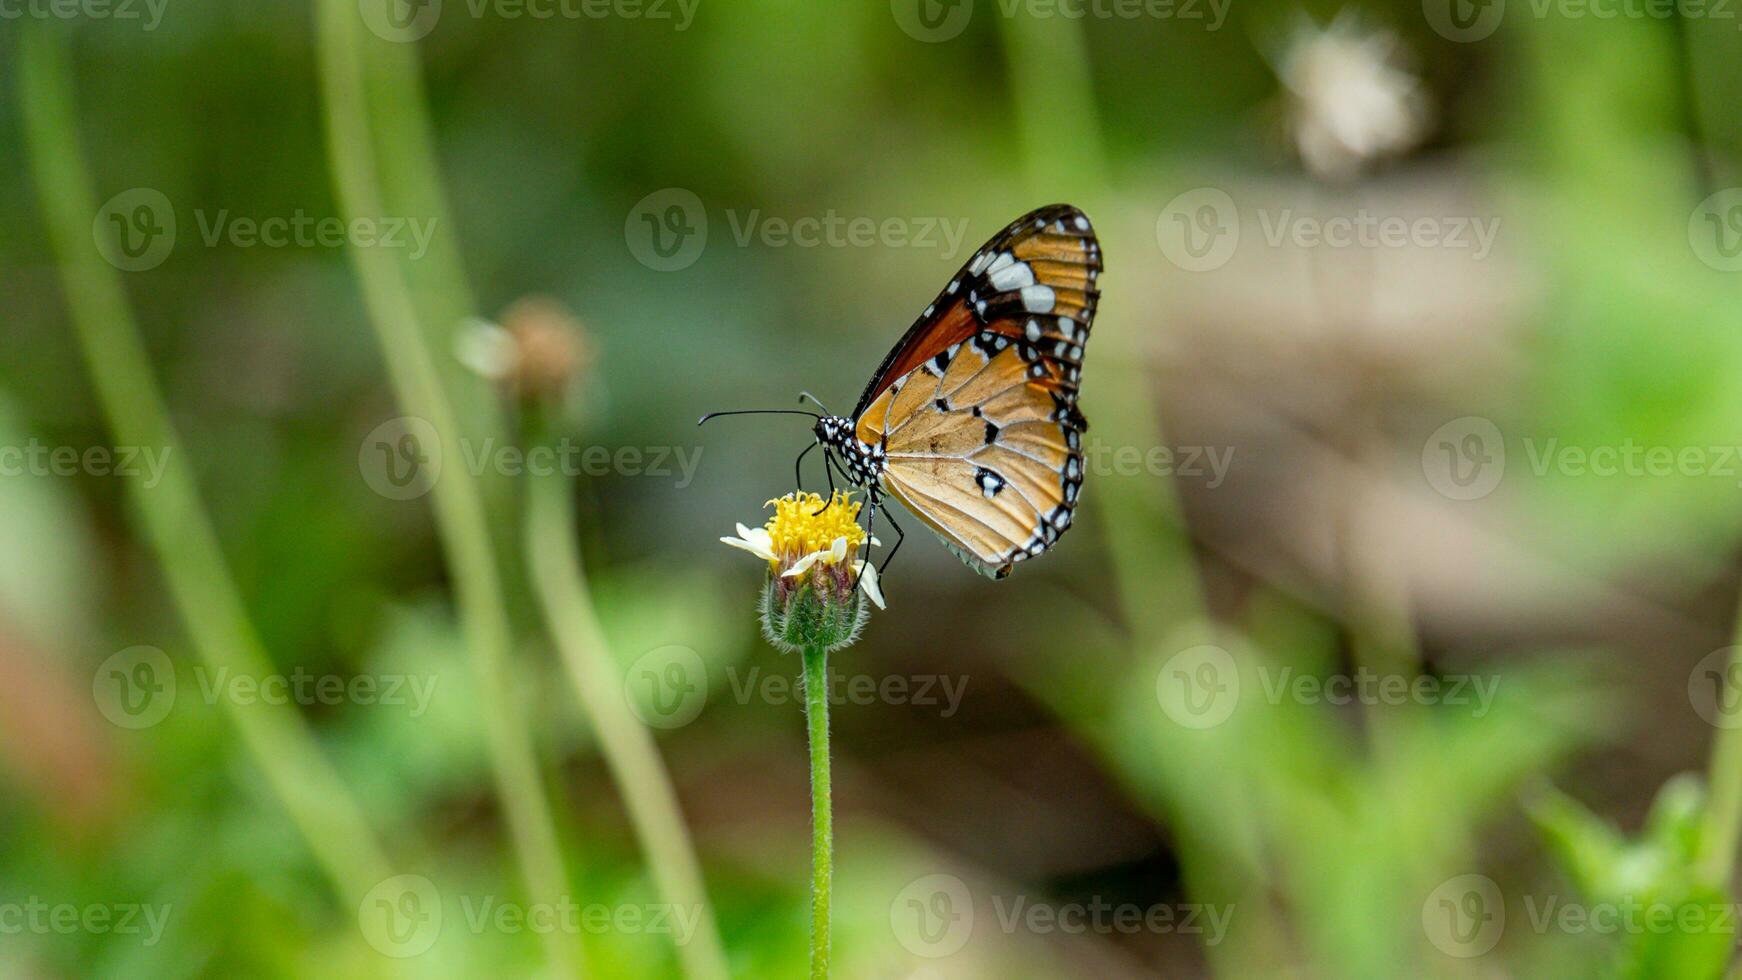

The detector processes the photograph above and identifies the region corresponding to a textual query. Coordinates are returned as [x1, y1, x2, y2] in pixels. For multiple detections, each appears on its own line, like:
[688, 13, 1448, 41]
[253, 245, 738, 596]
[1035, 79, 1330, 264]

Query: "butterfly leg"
[792, 441, 816, 493]
[875, 498, 905, 575]
[862, 493, 877, 569]
[812, 451, 842, 515]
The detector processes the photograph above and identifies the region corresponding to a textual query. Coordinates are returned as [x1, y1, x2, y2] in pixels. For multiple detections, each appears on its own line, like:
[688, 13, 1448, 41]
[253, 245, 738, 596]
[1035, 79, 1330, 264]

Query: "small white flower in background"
[454, 296, 592, 401]
[1278, 15, 1430, 181]
[456, 318, 518, 382]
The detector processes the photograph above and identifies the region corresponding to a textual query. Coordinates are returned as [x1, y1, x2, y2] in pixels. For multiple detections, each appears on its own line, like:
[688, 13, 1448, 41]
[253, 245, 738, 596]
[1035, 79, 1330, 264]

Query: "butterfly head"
[812, 414, 849, 449]
[814, 414, 886, 490]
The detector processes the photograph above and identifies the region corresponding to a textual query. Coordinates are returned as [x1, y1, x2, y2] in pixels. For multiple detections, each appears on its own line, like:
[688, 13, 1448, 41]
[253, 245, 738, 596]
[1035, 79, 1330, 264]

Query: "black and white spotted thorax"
[815, 415, 886, 490]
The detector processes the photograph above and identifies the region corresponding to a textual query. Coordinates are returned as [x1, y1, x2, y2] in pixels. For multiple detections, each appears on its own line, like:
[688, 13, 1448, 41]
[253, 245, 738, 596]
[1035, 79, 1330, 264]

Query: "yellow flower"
[721, 491, 884, 613]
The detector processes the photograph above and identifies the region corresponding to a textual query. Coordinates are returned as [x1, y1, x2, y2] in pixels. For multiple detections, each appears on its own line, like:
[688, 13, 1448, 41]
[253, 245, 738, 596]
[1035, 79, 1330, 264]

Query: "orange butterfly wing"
[853, 204, 1101, 577]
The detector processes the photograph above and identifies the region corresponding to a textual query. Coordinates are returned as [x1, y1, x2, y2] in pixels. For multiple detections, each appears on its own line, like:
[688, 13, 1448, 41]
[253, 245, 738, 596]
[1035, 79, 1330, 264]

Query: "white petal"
[828, 536, 849, 565]
[782, 549, 830, 578]
[854, 560, 886, 610]
[869, 536, 882, 547]
[720, 531, 776, 562]
[737, 524, 774, 548]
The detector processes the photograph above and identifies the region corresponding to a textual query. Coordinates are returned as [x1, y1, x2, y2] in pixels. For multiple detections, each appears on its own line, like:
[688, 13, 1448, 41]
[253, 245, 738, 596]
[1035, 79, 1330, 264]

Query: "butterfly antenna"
[797, 391, 830, 413]
[697, 408, 821, 426]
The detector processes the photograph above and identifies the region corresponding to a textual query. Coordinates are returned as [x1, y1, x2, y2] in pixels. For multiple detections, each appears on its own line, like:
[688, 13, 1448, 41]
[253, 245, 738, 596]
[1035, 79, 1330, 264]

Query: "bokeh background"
[8, 0, 1742, 976]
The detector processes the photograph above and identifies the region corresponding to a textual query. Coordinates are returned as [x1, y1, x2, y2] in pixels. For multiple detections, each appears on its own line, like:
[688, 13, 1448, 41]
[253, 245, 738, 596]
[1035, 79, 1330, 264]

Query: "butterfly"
[706, 204, 1101, 579]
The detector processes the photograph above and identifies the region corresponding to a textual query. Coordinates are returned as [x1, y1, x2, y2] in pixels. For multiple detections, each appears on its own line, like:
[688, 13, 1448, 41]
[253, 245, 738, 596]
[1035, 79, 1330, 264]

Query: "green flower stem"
[802, 643, 833, 980]
[1701, 621, 1742, 886]
[524, 458, 730, 980]
[16, 25, 393, 904]
[312, 2, 578, 973]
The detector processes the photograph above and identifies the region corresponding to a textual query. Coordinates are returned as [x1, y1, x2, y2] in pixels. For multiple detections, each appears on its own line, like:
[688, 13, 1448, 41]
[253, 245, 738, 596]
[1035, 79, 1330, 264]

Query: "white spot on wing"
[987, 257, 1035, 291]
[1020, 284, 1056, 313]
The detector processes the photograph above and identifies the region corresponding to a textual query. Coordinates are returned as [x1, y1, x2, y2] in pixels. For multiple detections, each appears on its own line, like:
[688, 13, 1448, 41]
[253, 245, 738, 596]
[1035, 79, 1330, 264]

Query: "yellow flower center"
[763, 491, 866, 562]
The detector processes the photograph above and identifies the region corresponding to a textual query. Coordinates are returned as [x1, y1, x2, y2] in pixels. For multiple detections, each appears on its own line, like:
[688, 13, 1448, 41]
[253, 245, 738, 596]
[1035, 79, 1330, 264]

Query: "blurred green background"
[8, 0, 1742, 976]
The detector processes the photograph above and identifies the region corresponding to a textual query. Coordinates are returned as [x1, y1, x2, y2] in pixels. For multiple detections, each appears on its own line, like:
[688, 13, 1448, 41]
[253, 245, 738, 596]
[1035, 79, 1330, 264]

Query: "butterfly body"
[811, 204, 1102, 580]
